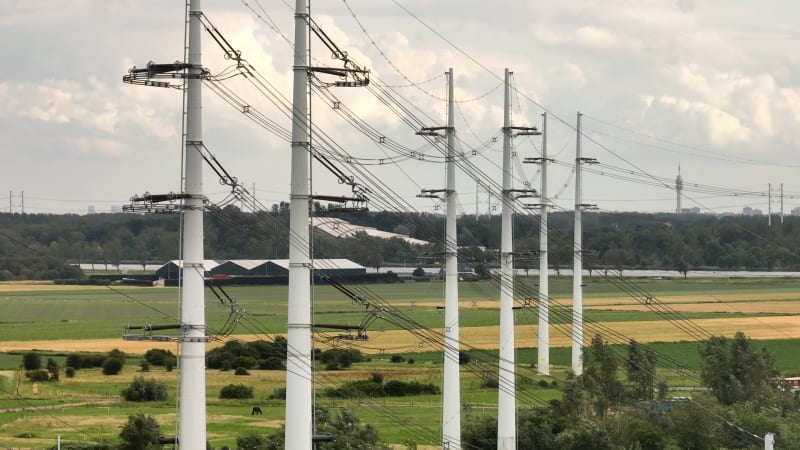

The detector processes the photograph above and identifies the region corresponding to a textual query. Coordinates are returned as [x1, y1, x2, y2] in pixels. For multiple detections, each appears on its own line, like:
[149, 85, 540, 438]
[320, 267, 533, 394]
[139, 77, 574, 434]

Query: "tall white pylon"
[285, 0, 313, 448]
[179, 0, 207, 448]
[497, 68, 516, 450]
[537, 112, 550, 376]
[442, 67, 461, 450]
[572, 112, 585, 376]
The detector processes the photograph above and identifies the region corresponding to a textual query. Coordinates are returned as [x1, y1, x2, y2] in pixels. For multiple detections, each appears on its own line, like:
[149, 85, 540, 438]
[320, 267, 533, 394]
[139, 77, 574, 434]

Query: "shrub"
[143, 349, 177, 367]
[48, 444, 111, 450]
[119, 413, 160, 450]
[219, 384, 254, 399]
[220, 360, 232, 371]
[407, 358, 415, 364]
[480, 377, 499, 389]
[459, 351, 472, 365]
[65, 353, 82, 369]
[317, 348, 363, 369]
[22, 352, 41, 371]
[102, 358, 124, 375]
[537, 379, 550, 388]
[139, 361, 150, 372]
[82, 354, 106, 368]
[390, 355, 405, 363]
[107, 349, 126, 363]
[234, 367, 250, 376]
[121, 377, 168, 402]
[268, 387, 286, 400]
[65, 367, 76, 378]
[46, 358, 59, 381]
[232, 356, 257, 370]
[259, 356, 284, 370]
[26, 369, 50, 382]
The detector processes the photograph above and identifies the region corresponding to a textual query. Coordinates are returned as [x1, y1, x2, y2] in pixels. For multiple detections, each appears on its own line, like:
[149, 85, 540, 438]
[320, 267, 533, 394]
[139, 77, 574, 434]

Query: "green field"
[1, 277, 800, 447]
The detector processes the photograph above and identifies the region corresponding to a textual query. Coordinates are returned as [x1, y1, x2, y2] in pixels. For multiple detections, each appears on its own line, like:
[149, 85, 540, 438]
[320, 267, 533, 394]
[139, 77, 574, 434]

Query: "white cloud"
[67, 136, 129, 159]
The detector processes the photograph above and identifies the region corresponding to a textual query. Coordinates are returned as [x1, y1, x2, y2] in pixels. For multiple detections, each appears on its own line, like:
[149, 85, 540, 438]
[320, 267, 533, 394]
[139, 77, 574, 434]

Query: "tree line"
[1, 206, 798, 280]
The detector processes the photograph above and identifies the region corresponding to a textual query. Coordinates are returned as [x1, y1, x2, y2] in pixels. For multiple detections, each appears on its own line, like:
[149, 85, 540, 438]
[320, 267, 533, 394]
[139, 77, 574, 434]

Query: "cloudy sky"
[2, 0, 799, 216]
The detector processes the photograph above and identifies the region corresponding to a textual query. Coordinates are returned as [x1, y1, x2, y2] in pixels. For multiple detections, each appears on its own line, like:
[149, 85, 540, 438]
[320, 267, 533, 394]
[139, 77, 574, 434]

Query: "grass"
[1, 277, 800, 447]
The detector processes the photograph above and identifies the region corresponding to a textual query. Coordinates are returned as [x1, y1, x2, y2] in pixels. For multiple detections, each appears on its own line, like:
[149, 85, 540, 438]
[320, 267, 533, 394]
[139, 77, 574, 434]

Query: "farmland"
[1, 276, 800, 448]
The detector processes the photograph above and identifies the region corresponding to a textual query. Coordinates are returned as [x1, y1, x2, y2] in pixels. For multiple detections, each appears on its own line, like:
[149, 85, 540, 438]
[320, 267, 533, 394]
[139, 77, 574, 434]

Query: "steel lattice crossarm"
[123, 61, 210, 89]
[122, 192, 206, 214]
[123, 323, 182, 342]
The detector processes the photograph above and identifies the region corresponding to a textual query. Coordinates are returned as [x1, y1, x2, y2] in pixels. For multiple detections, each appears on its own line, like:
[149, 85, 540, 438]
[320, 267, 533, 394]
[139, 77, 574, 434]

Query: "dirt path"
[0, 397, 118, 414]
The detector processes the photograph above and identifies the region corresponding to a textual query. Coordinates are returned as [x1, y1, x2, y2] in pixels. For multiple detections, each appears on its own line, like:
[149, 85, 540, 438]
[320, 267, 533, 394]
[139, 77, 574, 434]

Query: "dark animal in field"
[251, 406, 263, 415]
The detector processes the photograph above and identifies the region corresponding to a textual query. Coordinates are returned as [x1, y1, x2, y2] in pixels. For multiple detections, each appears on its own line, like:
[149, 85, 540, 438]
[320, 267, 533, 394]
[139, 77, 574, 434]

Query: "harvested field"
[3, 315, 799, 354]
[586, 300, 800, 314]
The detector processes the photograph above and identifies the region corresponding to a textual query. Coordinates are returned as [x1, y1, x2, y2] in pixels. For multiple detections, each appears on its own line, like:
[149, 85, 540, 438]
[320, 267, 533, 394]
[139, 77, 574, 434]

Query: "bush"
[268, 387, 286, 400]
[480, 377, 499, 388]
[119, 413, 160, 450]
[102, 357, 124, 375]
[65, 367, 76, 378]
[233, 356, 257, 370]
[47, 444, 111, 450]
[121, 377, 168, 402]
[65, 353, 82, 369]
[22, 352, 41, 371]
[317, 348, 363, 369]
[537, 379, 550, 388]
[46, 358, 59, 381]
[82, 354, 106, 368]
[26, 369, 51, 382]
[259, 356, 284, 370]
[107, 348, 126, 363]
[459, 351, 472, 365]
[139, 361, 150, 372]
[407, 358, 415, 364]
[220, 384, 254, 399]
[143, 349, 177, 367]
[234, 367, 250, 376]
[390, 355, 405, 363]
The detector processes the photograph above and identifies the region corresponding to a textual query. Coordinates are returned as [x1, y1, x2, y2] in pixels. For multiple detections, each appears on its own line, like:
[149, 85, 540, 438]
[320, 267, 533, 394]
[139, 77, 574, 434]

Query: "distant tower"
[676, 166, 683, 215]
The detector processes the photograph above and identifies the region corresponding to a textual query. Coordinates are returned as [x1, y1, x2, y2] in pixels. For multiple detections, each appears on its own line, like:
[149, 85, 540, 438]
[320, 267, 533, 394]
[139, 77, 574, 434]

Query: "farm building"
[155, 260, 221, 280]
[155, 258, 366, 280]
[260, 258, 367, 277]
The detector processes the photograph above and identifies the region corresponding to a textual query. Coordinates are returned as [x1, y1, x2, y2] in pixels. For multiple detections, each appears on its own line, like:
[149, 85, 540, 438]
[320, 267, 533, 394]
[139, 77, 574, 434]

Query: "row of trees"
[2, 208, 800, 280]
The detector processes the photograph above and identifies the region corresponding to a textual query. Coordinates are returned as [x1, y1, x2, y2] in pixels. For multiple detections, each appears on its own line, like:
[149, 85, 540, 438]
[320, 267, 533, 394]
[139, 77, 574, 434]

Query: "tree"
[22, 352, 41, 371]
[315, 406, 391, 450]
[46, 358, 60, 381]
[626, 339, 657, 401]
[220, 384, 254, 399]
[699, 331, 781, 407]
[582, 334, 624, 418]
[118, 413, 161, 450]
[462, 415, 497, 449]
[671, 238, 692, 278]
[121, 377, 168, 402]
[102, 358, 124, 375]
[253, 406, 390, 450]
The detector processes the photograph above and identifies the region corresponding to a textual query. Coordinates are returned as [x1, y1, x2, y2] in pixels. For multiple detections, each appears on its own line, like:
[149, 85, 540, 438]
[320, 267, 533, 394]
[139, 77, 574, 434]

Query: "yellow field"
[1, 283, 799, 355]
[2, 313, 799, 355]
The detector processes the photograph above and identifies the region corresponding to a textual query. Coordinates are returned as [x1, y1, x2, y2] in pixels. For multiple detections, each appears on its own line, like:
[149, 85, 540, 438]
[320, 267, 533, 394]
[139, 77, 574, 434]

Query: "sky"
[1, 0, 800, 216]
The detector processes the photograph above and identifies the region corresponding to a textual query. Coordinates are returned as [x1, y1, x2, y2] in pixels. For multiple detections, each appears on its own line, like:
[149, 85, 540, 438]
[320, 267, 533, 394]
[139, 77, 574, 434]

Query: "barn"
[155, 260, 220, 280]
[155, 259, 366, 281]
